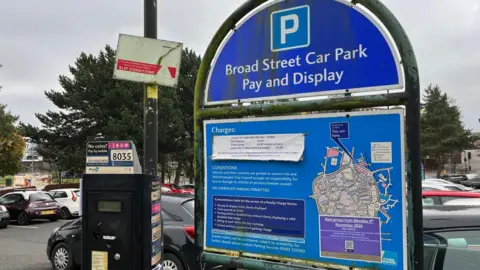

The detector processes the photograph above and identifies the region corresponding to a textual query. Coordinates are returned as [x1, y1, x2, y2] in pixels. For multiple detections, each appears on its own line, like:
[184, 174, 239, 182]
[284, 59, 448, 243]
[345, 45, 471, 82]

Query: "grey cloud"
[385, 0, 480, 129]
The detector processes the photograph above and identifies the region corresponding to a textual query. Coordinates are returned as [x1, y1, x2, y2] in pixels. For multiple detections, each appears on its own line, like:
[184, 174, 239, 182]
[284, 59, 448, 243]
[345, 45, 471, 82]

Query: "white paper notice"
[212, 133, 305, 161]
[371, 142, 392, 163]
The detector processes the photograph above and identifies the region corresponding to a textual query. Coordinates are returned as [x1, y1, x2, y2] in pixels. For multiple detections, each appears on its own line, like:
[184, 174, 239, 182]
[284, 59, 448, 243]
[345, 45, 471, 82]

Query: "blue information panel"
[205, 0, 403, 105]
[203, 110, 406, 269]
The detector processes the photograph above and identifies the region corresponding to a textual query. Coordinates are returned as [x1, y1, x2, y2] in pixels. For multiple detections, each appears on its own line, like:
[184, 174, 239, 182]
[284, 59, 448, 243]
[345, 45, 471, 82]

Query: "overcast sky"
[0, 0, 479, 130]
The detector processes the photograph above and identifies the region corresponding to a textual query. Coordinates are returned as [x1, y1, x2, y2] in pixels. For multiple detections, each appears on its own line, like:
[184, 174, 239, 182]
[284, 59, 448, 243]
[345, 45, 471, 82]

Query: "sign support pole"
[143, 0, 159, 176]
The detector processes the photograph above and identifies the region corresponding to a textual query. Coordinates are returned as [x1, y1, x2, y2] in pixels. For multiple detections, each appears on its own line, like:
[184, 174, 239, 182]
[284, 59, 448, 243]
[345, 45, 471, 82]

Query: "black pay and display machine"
[81, 174, 162, 270]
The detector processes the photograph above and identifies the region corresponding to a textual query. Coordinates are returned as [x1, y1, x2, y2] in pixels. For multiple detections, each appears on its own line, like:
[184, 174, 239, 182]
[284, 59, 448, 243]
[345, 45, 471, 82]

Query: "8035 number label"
[110, 150, 133, 161]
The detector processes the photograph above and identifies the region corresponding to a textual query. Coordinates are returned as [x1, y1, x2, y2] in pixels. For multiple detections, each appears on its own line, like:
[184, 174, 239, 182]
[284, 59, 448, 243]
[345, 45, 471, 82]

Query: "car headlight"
[50, 227, 60, 237]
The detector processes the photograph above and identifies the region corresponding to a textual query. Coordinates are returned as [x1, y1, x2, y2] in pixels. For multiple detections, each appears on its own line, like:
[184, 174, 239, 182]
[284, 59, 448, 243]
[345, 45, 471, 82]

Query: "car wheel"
[162, 252, 184, 270]
[0, 223, 7, 229]
[51, 242, 77, 270]
[17, 211, 30, 226]
[60, 208, 71, 219]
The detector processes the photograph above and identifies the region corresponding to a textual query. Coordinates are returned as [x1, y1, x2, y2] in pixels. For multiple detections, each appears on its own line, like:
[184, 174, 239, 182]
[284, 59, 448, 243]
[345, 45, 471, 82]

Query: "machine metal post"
[143, 0, 159, 176]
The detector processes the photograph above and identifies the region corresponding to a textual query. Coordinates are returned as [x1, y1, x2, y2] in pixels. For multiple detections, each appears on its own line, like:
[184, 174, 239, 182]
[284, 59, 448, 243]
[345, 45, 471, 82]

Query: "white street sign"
[113, 34, 183, 87]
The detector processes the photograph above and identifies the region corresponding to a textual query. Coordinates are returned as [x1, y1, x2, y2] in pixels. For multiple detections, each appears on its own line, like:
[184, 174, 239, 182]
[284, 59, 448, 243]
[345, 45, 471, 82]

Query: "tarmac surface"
[0, 219, 69, 270]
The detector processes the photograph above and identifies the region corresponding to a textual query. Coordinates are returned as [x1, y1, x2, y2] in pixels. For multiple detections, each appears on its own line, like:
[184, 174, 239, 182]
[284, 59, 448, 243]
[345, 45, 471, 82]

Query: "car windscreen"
[74, 190, 80, 197]
[425, 230, 480, 268]
[30, 192, 54, 202]
[171, 184, 182, 189]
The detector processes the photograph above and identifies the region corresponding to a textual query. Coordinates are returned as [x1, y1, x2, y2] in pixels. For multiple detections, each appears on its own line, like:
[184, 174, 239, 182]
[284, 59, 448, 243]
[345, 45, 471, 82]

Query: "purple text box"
[320, 216, 381, 262]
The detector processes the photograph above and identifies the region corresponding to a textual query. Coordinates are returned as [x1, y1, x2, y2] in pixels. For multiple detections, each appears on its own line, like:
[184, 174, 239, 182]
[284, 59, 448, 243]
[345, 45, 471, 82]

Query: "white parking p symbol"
[271, 5, 310, 52]
[280, 14, 299, 44]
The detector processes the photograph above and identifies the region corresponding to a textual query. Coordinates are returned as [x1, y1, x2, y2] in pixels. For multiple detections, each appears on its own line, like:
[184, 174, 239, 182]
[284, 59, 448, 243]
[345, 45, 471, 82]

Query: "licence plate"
[41, 210, 54, 215]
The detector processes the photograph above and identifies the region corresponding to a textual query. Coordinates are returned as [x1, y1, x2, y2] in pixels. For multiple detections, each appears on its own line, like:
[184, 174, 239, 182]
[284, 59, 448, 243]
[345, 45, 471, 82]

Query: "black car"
[46, 194, 228, 270]
[462, 178, 480, 189]
[423, 205, 480, 268]
[442, 174, 468, 184]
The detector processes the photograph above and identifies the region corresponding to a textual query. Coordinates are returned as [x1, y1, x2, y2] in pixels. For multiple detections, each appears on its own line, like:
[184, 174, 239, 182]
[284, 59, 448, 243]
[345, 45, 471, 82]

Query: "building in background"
[20, 138, 49, 173]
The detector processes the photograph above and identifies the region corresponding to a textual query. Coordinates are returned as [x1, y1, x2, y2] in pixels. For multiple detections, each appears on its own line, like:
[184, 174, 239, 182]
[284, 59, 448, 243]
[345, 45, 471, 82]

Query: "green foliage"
[169, 49, 201, 176]
[0, 104, 25, 176]
[22, 46, 143, 173]
[421, 84, 472, 171]
[21, 46, 201, 176]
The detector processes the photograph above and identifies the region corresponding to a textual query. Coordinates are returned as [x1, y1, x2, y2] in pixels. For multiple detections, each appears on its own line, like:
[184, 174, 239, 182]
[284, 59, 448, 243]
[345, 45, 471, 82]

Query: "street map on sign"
[311, 145, 398, 225]
[309, 121, 401, 262]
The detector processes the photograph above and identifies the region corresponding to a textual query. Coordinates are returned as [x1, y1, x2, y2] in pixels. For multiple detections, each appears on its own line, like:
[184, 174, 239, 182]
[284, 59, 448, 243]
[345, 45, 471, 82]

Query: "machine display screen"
[97, 200, 122, 213]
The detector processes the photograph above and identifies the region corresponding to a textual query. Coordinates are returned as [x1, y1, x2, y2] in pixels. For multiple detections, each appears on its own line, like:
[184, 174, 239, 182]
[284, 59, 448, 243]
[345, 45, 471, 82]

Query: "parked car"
[442, 174, 468, 183]
[424, 178, 455, 185]
[0, 205, 9, 228]
[443, 198, 480, 205]
[163, 183, 193, 194]
[48, 188, 80, 219]
[422, 182, 451, 191]
[422, 191, 480, 206]
[181, 184, 194, 194]
[46, 194, 229, 270]
[466, 174, 479, 180]
[422, 181, 471, 191]
[161, 186, 173, 193]
[0, 191, 60, 225]
[462, 178, 480, 189]
[423, 205, 480, 268]
[423, 179, 473, 191]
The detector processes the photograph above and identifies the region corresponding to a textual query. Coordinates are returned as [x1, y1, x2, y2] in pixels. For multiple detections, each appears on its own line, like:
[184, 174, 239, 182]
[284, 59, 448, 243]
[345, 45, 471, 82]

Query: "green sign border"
[193, 0, 422, 269]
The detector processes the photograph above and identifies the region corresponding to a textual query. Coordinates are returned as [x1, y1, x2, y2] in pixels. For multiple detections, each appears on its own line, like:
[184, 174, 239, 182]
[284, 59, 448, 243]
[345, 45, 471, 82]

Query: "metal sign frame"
[203, 0, 405, 106]
[194, 0, 422, 269]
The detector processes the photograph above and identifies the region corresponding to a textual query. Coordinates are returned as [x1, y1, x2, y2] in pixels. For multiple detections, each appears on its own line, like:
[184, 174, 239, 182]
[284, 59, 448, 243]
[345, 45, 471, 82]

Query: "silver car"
[0, 205, 10, 228]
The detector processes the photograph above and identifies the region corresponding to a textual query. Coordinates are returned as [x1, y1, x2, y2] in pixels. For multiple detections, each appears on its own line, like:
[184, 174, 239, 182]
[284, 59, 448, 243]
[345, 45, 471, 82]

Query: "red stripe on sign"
[117, 59, 161, 75]
[167, 67, 177, 79]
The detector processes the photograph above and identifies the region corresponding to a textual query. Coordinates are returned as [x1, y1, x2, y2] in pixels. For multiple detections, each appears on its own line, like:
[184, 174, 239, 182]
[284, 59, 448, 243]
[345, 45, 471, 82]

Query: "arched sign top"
[205, 0, 404, 106]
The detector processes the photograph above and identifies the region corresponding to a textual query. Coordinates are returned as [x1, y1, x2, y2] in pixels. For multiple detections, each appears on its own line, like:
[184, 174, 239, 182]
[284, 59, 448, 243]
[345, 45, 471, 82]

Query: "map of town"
[311, 146, 399, 226]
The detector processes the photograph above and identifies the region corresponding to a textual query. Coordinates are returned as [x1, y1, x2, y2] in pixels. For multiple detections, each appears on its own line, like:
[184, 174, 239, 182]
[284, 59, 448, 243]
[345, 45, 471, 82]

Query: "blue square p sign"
[271, 5, 310, 52]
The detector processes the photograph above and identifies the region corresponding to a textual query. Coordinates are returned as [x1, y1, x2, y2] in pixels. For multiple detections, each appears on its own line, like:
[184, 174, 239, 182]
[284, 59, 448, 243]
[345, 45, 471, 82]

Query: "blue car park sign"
[205, 0, 403, 105]
[196, 0, 422, 270]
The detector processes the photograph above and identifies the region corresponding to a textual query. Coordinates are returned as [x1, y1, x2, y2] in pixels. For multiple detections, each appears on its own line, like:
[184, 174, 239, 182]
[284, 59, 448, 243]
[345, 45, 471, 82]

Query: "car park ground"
[0, 219, 69, 269]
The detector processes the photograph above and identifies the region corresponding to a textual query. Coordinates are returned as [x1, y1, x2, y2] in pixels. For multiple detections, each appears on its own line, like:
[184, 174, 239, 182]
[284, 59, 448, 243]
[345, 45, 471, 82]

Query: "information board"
[203, 110, 406, 269]
[85, 141, 142, 174]
[205, 0, 403, 105]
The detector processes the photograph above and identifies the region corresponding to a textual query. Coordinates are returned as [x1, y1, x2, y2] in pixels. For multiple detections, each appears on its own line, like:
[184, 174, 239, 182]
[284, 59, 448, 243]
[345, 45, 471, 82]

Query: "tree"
[22, 46, 201, 178]
[0, 104, 25, 176]
[421, 84, 472, 176]
[168, 49, 201, 184]
[22, 45, 144, 173]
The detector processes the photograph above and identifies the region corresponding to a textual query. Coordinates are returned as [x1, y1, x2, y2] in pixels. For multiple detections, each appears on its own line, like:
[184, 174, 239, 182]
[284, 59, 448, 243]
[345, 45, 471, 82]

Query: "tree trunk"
[174, 163, 182, 186]
[159, 154, 166, 184]
[436, 153, 442, 178]
[189, 160, 194, 184]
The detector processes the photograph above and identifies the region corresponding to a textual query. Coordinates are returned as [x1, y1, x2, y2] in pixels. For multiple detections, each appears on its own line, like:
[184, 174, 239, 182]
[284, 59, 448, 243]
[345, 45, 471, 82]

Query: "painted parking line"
[8, 225, 39, 229]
